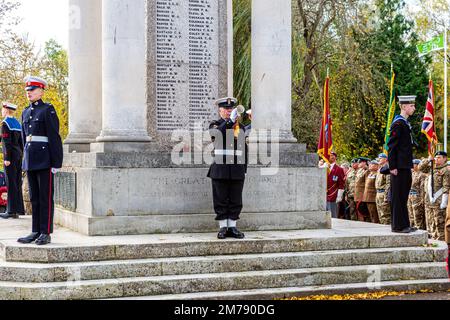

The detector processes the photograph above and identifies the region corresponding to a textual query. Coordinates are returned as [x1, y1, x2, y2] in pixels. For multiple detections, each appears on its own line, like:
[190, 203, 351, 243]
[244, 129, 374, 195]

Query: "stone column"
[97, 0, 151, 143]
[66, 0, 102, 150]
[227, 0, 234, 97]
[251, 0, 296, 143]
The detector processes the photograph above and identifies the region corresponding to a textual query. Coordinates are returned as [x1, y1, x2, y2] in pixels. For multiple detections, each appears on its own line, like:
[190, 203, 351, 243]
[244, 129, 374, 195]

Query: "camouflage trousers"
[425, 206, 446, 241]
[366, 202, 379, 224]
[376, 193, 391, 225]
[409, 195, 426, 231]
[347, 198, 357, 221]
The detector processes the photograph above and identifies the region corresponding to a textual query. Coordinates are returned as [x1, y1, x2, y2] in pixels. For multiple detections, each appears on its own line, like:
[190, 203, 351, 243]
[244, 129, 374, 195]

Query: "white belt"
[26, 135, 49, 143]
[215, 150, 243, 157]
[428, 177, 444, 204]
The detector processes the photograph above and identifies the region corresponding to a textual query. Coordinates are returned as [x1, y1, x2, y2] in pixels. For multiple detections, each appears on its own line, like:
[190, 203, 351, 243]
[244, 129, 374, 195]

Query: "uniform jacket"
[388, 115, 414, 170]
[410, 170, 426, 205]
[345, 168, 357, 199]
[420, 159, 450, 208]
[375, 169, 390, 202]
[354, 168, 369, 202]
[207, 118, 247, 180]
[327, 163, 345, 202]
[1, 117, 23, 162]
[21, 99, 63, 171]
[363, 171, 378, 203]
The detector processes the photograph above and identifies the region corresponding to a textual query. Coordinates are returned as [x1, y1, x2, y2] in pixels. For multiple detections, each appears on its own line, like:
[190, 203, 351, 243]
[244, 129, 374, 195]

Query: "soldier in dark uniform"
[208, 97, 247, 240]
[17, 76, 63, 246]
[388, 96, 417, 233]
[0, 102, 25, 219]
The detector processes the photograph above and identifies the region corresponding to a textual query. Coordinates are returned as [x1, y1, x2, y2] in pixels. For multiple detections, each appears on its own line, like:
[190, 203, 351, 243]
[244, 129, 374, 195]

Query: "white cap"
[215, 97, 238, 108]
[246, 109, 252, 115]
[398, 96, 416, 104]
[24, 75, 48, 90]
[2, 102, 18, 111]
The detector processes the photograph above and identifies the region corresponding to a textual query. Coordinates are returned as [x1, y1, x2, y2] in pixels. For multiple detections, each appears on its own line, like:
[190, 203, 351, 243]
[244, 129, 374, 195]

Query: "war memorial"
[0, 0, 448, 300]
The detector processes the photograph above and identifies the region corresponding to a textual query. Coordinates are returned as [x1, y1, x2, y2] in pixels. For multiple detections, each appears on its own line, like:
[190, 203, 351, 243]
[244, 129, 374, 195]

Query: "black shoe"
[392, 227, 414, 234]
[35, 234, 51, 246]
[17, 232, 40, 244]
[226, 227, 245, 239]
[0, 213, 19, 219]
[217, 227, 228, 240]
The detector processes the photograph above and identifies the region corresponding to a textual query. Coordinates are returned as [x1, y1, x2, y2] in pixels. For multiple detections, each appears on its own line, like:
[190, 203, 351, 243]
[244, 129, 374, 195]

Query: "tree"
[355, 0, 431, 156]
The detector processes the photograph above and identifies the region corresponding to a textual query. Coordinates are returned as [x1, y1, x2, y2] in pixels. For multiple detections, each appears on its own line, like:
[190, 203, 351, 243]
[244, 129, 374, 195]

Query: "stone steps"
[0, 245, 446, 283]
[113, 278, 450, 300]
[0, 262, 447, 300]
[0, 230, 429, 263]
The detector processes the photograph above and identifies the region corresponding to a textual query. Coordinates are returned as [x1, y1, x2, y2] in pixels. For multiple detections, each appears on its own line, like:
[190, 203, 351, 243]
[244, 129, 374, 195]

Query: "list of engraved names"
[156, 0, 219, 131]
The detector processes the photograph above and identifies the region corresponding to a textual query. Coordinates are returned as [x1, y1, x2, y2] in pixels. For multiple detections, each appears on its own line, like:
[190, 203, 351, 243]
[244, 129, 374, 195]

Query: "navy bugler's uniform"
[208, 97, 247, 240]
[388, 95, 417, 234]
[18, 76, 63, 246]
[0, 103, 25, 219]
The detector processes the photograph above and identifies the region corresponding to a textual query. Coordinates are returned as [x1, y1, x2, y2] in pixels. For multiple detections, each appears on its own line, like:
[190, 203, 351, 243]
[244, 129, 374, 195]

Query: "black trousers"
[212, 179, 245, 221]
[5, 160, 25, 214]
[28, 169, 55, 234]
[391, 169, 412, 231]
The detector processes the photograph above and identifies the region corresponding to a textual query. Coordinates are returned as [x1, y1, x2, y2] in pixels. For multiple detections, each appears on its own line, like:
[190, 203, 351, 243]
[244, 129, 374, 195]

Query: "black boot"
[35, 234, 51, 246]
[226, 227, 245, 239]
[0, 213, 19, 219]
[17, 232, 40, 244]
[217, 228, 228, 240]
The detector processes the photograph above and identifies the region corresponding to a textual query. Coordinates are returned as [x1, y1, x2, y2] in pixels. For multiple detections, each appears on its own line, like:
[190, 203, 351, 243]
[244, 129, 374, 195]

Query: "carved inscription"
[156, 0, 219, 131]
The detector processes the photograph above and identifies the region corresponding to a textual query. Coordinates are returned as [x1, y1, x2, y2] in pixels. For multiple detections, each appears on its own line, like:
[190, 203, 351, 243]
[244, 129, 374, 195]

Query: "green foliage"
[233, 0, 432, 159]
[233, 0, 251, 108]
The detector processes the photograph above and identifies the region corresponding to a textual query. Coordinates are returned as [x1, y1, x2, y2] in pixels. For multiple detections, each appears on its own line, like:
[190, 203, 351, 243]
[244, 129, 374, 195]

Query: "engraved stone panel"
[149, 0, 228, 136]
[55, 172, 77, 212]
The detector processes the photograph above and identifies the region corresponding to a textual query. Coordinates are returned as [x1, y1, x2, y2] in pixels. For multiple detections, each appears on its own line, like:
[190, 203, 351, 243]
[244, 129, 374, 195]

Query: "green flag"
[417, 34, 445, 56]
[383, 65, 396, 154]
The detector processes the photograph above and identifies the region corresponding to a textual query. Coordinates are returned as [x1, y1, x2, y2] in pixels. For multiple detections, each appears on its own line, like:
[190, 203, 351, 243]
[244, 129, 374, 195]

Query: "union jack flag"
[422, 79, 438, 155]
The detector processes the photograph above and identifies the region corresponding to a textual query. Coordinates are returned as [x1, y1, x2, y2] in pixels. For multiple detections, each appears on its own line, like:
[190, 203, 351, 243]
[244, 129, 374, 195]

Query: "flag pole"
[445, 21, 448, 152]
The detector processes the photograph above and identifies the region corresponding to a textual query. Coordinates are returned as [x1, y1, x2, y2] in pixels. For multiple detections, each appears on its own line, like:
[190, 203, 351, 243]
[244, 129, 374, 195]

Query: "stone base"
[55, 144, 326, 236]
[63, 144, 91, 154]
[55, 209, 331, 236]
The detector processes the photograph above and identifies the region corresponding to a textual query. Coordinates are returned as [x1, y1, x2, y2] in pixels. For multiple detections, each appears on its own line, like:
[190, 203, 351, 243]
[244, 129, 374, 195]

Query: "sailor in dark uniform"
[18, 76, 63, 246]
[388, 95, 417, 234]
[0, 102, 25, 219]
[208, 97, 247, 239]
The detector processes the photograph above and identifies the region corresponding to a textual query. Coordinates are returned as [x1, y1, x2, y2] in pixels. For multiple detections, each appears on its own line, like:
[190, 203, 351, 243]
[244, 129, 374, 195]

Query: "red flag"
[422, 79, 438, 155]
[318, 77, 333, 164]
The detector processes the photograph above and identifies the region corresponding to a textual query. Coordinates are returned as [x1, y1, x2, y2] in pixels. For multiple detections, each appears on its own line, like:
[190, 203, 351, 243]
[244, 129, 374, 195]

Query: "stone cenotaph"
[57, 0, 329, 236]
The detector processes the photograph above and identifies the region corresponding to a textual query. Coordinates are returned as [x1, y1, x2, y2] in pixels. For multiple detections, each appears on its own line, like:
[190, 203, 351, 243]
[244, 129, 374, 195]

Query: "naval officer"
[208, 97, 247, 240]
[18, 76, 63, 246]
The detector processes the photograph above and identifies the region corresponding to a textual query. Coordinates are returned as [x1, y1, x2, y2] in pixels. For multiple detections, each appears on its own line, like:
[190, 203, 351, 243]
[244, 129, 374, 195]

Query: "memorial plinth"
[58, 0, 330, 236]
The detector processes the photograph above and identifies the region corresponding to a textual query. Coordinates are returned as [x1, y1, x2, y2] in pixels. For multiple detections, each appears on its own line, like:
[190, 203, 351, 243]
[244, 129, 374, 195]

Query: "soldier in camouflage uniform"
[375, 154, 391, 225]
[408, 159, 427, 230]
[420, 152, 450, 241]
[363, 160, 380, 224]
[345, 159, 359, 221]
[354, 158, 370, 222]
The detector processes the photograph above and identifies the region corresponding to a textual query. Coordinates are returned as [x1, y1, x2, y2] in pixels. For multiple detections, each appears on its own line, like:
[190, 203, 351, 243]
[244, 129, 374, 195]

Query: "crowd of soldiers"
[325, 151, 450, 242]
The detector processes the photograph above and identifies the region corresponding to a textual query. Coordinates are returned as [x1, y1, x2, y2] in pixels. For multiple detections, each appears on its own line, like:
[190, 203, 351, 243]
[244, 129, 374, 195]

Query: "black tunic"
[388, 116, 413, 231]
[1, 117, 25, 214]
[207, 118, 247, 221]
